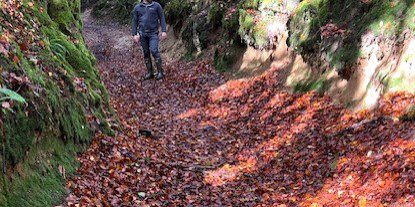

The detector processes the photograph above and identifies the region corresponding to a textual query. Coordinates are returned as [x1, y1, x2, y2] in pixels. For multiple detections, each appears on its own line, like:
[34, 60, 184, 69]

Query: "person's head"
[143, 0, 152, 3]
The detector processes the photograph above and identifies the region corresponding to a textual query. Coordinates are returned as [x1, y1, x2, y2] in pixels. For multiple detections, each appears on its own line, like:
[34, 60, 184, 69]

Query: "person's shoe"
[144, 58, 154, 80]
[156, 72, 164, 80]
[155, 58, 164, 80]
[144, 72, 154, 80]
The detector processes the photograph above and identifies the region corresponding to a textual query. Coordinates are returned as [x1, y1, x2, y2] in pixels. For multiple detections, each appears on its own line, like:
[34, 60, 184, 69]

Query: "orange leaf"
[13, 56, 19, 64]
[38, 40, 45, 48]
[19, 43, 28, 51]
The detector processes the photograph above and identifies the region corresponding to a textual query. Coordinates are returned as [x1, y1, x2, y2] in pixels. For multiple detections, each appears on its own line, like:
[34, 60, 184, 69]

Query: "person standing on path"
[132, 0, 167, 80]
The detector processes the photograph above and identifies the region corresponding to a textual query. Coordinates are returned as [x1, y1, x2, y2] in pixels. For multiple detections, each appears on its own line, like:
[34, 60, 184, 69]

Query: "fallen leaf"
[2, 101, 10, 109]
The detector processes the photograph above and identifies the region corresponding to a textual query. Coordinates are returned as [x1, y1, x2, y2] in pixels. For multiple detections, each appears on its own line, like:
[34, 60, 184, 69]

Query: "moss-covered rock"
[237, 0, 299, 49]
[288, 0, 415, 76]
[0, 0, 111, 205]
[284, 0, 415, 108]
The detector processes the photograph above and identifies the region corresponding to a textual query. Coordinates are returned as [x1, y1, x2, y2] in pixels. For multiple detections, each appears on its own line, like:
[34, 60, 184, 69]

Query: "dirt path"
[65, 11, 415, 206]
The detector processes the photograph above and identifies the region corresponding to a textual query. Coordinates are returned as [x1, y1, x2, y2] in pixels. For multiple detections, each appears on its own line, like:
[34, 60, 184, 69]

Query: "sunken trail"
[65, 11, 415, 206]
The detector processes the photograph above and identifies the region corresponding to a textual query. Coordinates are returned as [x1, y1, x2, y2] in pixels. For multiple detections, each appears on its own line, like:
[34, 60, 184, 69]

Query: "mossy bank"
[285, 0, 415, 109]
[0, 0, 112, 206]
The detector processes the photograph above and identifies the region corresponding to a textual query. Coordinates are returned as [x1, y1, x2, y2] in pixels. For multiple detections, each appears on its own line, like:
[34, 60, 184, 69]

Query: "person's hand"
[133, 34, 140, 43]
[161, 32, 167, 40]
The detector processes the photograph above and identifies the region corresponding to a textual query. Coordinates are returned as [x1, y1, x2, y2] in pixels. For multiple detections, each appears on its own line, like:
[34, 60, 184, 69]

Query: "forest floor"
[65, 11, 415, 206]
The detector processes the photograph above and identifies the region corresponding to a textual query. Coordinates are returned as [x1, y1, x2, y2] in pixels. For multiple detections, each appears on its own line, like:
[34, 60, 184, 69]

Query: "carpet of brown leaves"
[65, 12, 415, 206]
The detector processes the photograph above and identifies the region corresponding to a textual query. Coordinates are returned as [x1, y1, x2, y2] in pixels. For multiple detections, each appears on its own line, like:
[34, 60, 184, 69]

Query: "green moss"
[288, 3, 319, 49]
[239, 10, 255, 32]
[388, 76, 403, 88]
[47, 0, 78, 35]
[384, 74, 415, 93]
[237, 0, 287, 48]
[288, 0, 415, 72]
[0, 0, 112, 205]
[0, 137, 82, 207]
[252, 21, 269, 48]
[180, 22, 196, 53]
[208, 2, 226, 29]
[165, 0, 192, 28]
[330, 44, 362, 70]
[241, 0, 261, 9]
[166, 0, 190, 24]
[222, 8, 240, 39]
[214, 42, 246, 72]
[92, 0, 138, 24]
[293, 78, 329, 94]
[3, 111, 37, 165]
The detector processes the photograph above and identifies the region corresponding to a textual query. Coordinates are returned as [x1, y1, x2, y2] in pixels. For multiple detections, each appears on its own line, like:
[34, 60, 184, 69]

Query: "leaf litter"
[65, 11, 415, 207]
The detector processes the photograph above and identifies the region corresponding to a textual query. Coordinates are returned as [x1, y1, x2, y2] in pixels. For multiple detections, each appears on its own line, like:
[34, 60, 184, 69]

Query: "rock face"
[0, 0, 111, 205]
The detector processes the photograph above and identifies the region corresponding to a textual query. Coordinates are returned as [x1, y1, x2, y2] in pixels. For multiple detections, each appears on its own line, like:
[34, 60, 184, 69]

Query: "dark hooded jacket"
[132, 1, 167, 35]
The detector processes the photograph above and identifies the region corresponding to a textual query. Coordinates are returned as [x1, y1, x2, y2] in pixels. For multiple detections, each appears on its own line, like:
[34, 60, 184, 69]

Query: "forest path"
[65, 11, 415, 206]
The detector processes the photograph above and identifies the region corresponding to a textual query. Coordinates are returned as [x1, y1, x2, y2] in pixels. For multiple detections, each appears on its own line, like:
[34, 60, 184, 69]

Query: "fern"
[50, 39, 68, 61]
[0, 88, 26, 103]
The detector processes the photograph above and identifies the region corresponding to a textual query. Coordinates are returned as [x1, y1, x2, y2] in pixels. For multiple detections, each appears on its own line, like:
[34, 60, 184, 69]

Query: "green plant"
[208, 2, 226, 29]
[0, 88, 26, 104]
[0, 87, 26, 201]
[164, 0, 192, 30]
[293, 78, 328, 94]
[222, 8, 240, 40]
[50, 39, 68, 61]
[91, 0, 138, 23]
[241, 0, 261, 9]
